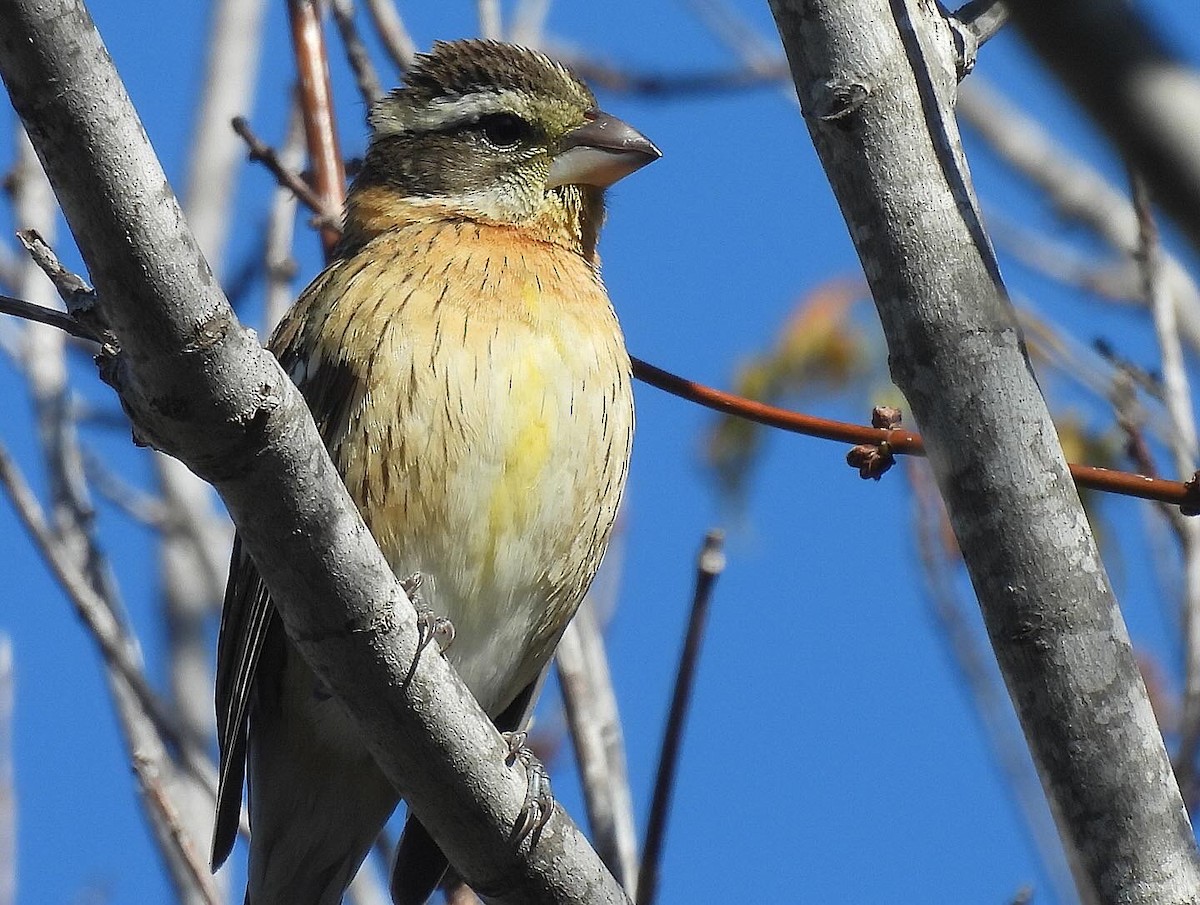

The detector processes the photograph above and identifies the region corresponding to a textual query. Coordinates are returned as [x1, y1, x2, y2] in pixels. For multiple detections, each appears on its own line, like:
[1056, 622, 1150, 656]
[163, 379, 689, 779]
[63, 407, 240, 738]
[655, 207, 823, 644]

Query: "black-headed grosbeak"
[210, 40, 659, 905]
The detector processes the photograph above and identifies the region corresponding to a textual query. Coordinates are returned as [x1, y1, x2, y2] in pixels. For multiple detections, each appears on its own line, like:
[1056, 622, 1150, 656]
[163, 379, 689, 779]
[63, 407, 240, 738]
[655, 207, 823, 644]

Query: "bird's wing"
[212, 537, 276, 868]
[211, 276, 366, 868]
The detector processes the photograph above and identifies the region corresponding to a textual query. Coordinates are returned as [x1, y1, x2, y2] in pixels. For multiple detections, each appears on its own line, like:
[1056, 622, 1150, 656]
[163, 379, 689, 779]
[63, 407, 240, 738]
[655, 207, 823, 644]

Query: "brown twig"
[232, 115, 341, 227]
[287, 0, 347, 257]
[638, 530, 725, 905]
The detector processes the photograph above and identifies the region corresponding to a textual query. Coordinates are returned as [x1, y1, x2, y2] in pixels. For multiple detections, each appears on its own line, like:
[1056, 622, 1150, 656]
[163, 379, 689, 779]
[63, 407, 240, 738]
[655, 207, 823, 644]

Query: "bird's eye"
[476, 113, 528, 149]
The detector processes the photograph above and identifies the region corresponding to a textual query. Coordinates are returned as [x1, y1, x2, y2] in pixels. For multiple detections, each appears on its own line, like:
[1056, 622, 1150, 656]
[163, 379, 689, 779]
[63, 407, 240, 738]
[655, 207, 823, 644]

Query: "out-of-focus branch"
[132, 755, 222, 905]
[768, 1, 1200, 901]
[477, 0, 502, 40]
[638, 531, 725, 905]
[0, 638, 13, 905]
[1132, 175, 1200, 804]
[510, 0, 551, 48]
[181, 0, 267, 278]
[362, 0, 416, 72]
[331, 0, 385, 107]
[1003, 0, 1200, 252]
[958, 79, 1200, 353]
[908, 462, 1081, 905]
[556, 598, 639, 896]
[262, 102, 306, 334]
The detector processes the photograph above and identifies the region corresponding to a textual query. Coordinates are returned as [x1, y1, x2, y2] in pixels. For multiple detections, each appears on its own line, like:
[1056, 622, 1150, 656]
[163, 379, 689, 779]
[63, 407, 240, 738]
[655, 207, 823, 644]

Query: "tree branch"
[768, 0, 1200, 901]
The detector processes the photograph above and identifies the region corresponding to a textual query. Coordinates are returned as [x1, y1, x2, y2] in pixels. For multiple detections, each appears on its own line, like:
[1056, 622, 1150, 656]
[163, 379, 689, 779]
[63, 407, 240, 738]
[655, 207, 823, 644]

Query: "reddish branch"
[629, 356, 1200, 511]
[286, 0, 346, 257]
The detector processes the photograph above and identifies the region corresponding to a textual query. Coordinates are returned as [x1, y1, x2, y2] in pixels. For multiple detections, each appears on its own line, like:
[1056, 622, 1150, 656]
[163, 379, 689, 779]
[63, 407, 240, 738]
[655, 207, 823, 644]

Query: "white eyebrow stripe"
[374, 89, 535, 136]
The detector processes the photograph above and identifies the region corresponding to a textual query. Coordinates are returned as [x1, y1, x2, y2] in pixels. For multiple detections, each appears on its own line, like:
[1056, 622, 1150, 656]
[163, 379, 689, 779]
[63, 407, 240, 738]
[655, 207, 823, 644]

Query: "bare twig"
[638, 530, 726, 905]
[331, 0, 385, 107]
[131, 755, 222, 905]
[556, 598, 639, 895]
[287, 0, 347, 256]
[0, 293, 97, 342]
[361, 0, 416, 72]
[233, 115, 341, 226]
[263, 100, 307, 333]
[633, 356, 1200, 510]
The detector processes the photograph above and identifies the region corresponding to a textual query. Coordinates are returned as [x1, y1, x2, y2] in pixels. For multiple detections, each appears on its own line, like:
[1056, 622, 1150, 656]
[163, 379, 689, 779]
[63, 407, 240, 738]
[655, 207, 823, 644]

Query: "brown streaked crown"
[395, 40, 594, 114]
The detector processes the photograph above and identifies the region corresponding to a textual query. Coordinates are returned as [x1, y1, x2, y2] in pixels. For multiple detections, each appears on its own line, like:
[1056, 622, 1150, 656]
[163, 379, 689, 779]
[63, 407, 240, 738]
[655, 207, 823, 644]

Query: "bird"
[210, 39, 660, 905]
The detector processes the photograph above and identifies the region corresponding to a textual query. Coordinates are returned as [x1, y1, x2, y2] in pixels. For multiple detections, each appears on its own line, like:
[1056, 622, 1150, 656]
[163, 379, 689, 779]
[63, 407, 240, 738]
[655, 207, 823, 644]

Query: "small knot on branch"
[847, 406, 904, 480]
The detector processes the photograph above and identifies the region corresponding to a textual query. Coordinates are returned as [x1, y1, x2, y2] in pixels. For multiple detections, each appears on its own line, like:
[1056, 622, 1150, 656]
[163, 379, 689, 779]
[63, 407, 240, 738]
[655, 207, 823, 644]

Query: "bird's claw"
[504, 731, 553, 844]
[403, 572, 455, 654]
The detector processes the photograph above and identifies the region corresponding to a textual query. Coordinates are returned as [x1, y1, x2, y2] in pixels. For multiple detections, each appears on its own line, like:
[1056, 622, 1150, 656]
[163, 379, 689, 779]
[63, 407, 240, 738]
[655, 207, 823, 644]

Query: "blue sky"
[3, 1, 1200, 903]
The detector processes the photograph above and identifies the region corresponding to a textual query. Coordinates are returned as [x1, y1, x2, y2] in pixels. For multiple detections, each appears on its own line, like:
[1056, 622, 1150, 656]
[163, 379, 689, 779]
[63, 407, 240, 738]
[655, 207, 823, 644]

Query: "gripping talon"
[403, 571, 455, 654]
[504, 731, 553, 843]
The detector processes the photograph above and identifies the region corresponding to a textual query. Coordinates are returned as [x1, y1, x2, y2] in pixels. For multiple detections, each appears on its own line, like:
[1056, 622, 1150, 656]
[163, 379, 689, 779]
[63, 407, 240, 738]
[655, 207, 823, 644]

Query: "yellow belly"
[274, 221, 633, 716]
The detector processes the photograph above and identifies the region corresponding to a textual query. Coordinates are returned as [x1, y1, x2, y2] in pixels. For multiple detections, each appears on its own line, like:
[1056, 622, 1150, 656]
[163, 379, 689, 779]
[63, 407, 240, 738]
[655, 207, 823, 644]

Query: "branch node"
[812, 79, 869, 122]
[847, 406, 904, 480]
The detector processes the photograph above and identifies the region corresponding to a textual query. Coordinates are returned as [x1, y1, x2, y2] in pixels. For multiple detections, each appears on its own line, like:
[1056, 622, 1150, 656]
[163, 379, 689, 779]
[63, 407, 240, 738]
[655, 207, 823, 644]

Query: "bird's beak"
[547, 111, 661, 189]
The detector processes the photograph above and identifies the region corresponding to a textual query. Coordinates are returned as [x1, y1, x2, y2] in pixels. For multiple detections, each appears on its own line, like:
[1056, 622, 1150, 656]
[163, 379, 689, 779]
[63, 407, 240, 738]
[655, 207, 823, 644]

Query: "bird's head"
[343, 40, 660, 261]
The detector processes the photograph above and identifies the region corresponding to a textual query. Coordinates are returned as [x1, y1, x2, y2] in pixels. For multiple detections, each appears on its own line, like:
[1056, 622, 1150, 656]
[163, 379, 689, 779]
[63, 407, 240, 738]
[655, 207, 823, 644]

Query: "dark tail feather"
[390, 815, 449, 905]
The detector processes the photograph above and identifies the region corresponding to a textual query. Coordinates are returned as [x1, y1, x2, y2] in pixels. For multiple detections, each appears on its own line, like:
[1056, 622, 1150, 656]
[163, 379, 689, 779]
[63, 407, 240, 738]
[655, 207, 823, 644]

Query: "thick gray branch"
[0, 2, 625, 903]
[768, 1, 1200, 902]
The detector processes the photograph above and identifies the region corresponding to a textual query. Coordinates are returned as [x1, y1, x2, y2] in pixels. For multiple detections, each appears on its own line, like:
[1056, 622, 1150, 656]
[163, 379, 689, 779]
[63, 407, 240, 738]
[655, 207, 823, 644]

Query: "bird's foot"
[503, 731, 553, 844]
[402, 572, 455, 654]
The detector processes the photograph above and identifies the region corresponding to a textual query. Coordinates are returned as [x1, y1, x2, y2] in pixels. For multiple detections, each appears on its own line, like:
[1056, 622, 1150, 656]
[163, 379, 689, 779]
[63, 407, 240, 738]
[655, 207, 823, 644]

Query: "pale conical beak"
[547, 111, 661, 188]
